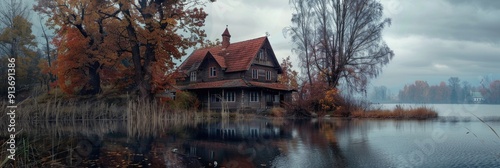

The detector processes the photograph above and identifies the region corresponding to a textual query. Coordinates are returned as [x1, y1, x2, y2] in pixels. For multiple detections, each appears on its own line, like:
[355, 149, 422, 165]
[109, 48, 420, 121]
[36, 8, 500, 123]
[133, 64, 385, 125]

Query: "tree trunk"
[80, 61, 101, 95]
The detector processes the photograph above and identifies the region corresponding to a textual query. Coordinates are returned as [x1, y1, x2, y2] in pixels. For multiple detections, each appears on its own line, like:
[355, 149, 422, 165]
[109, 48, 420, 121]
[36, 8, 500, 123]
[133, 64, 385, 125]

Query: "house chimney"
[222, 26, 231, 48]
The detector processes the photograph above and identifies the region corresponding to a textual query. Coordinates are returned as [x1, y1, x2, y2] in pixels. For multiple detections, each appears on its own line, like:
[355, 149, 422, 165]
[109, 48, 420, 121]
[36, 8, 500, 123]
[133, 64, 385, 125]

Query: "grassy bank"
[351, 106, 438, 119]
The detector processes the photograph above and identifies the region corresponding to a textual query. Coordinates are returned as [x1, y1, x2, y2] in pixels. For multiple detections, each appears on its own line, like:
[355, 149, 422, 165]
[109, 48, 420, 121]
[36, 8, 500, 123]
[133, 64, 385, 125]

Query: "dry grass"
[351, 106, 438, 119]
[269, 107, 286, 117]
[126, 99, 203, 137]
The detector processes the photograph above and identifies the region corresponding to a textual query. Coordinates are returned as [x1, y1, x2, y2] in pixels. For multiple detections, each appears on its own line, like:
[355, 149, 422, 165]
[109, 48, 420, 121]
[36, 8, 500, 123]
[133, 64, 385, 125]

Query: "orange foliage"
[35, 0, 210, 98]
[320, 88, 339, 111]
[52, 26, 90, 94]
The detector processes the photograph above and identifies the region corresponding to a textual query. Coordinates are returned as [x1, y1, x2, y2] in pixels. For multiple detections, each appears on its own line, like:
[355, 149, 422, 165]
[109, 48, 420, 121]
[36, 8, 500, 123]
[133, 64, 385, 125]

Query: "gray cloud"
[24, 0, 500, 94]
[382, 0, 500, 43]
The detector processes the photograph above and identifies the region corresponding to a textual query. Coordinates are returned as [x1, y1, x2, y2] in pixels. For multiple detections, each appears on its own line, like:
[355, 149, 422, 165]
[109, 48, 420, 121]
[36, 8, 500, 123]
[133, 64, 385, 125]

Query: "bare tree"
[286, 0, 394, 93]
[39, 16, 56, 92]
[448, 77, 461, 104]
[285, 0, 315, 86]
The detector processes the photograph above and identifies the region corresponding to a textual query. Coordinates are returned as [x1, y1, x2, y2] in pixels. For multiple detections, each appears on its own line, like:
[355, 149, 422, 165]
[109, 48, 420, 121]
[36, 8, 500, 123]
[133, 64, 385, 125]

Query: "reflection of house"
[181, 121, 290, 167]
[471, 91, 484, 103]
[200, 122, 286, 140]
[176, 28, 294, 112]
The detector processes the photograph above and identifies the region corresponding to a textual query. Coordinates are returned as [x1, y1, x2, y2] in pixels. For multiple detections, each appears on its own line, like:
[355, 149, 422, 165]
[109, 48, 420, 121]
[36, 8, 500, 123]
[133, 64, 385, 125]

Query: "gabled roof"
[179, 36, 273, 73]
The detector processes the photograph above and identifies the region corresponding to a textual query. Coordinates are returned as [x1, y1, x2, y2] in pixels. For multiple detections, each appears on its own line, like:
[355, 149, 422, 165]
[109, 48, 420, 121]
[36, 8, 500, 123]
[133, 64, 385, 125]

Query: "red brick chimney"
[222, 26, 231, 48]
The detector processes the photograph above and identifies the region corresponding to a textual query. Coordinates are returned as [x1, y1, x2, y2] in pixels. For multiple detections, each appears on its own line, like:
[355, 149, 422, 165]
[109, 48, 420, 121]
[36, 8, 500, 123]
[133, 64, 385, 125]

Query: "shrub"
[269, 107, 286, 117]
[165, 91, 199, 111]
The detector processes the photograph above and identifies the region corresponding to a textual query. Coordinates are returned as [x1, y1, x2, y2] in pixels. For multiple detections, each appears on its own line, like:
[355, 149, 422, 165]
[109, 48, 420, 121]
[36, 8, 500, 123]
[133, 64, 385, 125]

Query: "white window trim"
[250, 92, 259, 102]
[225, 92, 236, 102]
[266, 71, 271, 80]
[252, 69, 258, 79]
[190, 71, 197, 82]
[209, 67, 217, 77]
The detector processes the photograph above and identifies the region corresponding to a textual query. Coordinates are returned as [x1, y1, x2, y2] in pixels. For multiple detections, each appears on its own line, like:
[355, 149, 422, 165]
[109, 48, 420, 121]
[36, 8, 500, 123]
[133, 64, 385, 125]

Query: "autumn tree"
[286, 0, 394, 93]
[398, 80, 430, 103]
[428, 81, 450, 103]
[278, 56, 299, 90]
[35, 0, 122, 95]
[116, 0, 209, 99]
[35, 0, 211, 99]
[483, 80, 500, 104]
[0, 0, 38, 93]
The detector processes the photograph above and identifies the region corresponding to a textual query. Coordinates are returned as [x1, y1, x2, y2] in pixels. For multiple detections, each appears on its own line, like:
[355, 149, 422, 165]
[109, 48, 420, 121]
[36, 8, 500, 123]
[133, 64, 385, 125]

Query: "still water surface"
[2, 104, 500, 167]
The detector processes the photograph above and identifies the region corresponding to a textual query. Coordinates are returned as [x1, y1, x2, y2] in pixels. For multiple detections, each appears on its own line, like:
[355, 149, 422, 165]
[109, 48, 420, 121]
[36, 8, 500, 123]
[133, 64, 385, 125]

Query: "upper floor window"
[252, 69, 258, 79]
[209, 67, 217, 77]
[250, 92, 259, 102]
[266, 71, 271, 80]
[224, 92, 236, 102]
[258, 49, 266, 61]
[190, 71, 197, 82]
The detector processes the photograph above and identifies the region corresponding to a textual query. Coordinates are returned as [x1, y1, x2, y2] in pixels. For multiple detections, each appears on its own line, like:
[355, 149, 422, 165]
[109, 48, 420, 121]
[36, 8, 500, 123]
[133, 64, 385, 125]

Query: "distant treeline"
[398, 77, 500, 104]
[371, 77, 500, 104]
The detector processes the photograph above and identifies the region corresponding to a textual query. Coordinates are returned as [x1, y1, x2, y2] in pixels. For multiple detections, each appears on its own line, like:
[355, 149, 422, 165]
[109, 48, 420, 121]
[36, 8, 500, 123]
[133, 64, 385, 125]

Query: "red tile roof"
[179, 36, 268, 72]
[180, 79, 293, 91]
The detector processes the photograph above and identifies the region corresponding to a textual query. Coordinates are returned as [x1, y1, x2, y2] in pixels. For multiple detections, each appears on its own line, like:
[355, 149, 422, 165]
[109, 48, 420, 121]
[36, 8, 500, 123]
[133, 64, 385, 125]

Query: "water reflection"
[1, 117, 499, 167]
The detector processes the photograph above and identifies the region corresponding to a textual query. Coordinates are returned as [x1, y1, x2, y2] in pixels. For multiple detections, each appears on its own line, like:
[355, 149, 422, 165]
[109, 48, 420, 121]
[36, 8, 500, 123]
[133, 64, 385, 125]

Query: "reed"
[351, 105, 438, 119]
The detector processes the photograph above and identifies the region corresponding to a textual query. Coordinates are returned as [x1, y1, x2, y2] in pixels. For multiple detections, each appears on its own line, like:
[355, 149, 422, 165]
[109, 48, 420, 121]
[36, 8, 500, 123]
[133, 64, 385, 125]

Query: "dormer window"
[209, 67, 217, 77]
[190, 71, 197, 82]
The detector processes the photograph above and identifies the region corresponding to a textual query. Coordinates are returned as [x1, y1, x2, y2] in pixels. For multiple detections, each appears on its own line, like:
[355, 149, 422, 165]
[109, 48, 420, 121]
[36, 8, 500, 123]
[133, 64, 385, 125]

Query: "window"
[274, 95, 280, 102]
[266, 71, 271, 80]
[209, 67, 217, 77]
[224, 92, 236, 102]
[211, 94, 221, 102]
[258, 49, 266, 61]
[190, 71, 197, 82]
[250, 92, 259, 102]
[252, 69, 258, 79]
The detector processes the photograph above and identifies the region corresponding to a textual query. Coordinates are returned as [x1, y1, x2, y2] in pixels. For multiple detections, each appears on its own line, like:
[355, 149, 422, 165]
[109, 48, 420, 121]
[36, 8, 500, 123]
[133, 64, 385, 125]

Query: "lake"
[1, 104, 500, 167]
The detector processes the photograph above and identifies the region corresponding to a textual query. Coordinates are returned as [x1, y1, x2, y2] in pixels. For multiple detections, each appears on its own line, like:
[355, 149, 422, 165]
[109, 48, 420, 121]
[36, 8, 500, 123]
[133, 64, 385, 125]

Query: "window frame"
[209, 67, 217, 77]
[252, 69, 258, 79]
[224, 92, 236, 102]
[190, 71, 197, 82]
[250, 92, 259, 102]
[266, 71, 271, 80]
[258, 49, 266, 61]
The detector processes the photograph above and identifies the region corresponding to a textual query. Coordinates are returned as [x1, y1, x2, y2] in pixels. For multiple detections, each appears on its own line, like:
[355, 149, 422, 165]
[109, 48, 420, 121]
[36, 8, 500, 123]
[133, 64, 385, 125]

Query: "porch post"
[207, 90, 210, 112]
[240, 90, 244, 109]
[260, 89, 263, 109]
[222, 89, 225, 113]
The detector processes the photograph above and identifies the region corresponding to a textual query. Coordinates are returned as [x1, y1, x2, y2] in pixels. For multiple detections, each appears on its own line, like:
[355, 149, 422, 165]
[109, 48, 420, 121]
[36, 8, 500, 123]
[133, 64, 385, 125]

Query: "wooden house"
[176, 28, 294, 112]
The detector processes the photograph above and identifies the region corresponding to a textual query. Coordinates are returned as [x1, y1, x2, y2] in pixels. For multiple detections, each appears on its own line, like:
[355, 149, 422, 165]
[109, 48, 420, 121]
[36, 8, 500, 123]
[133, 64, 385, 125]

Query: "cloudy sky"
[24, 0, 500, 94]
[201, 0, 500, 94]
